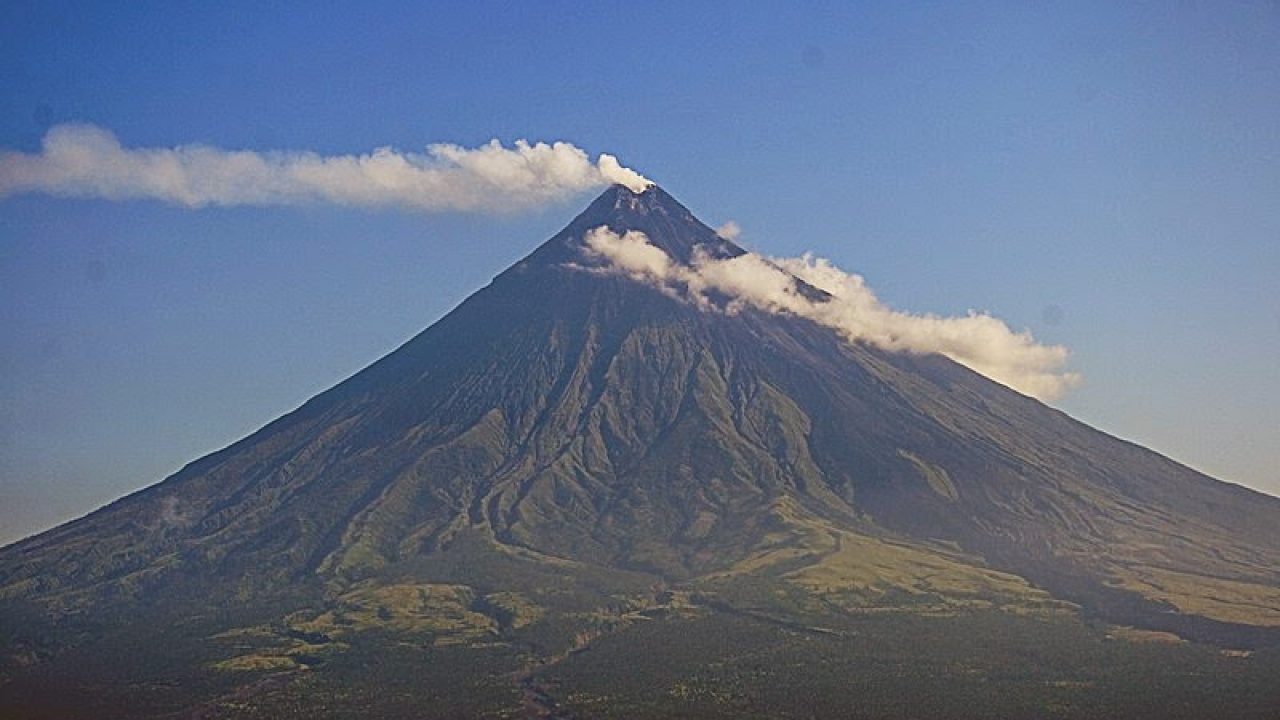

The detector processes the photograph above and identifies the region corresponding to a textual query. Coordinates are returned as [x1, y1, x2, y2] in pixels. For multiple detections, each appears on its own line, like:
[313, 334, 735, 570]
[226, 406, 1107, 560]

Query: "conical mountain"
[3, 185, 1279, 719]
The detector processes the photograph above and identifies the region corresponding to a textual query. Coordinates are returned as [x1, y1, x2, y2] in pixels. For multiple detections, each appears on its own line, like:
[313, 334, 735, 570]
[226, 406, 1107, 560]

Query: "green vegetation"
[1110, 564, 1280, 626]
[543, 611, 1280, 720]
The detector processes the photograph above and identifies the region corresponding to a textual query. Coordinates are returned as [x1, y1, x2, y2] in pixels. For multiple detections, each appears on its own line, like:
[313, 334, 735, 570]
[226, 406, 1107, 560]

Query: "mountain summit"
[521, 183, 745, 266]
[3, 185, 1279, 719]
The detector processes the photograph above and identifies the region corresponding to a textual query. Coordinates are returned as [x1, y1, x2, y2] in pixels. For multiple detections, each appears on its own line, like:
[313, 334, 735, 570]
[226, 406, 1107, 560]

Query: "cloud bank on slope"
[715, 220, 742, 241]
[583, 226, 1080, 401]
[0, 124, 650, 212]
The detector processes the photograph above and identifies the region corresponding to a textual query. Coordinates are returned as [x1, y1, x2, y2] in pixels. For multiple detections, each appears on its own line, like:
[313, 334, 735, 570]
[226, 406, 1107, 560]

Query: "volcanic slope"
[2, 184, 1279, 719]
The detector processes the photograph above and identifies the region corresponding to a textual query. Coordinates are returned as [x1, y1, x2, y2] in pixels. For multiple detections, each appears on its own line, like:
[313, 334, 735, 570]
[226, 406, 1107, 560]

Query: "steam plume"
[0, 124, 650, 212]
[583, 226, 1079, 401]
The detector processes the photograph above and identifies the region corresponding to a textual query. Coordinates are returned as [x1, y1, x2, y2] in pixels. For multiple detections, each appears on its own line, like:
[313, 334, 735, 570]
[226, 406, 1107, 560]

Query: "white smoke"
[583, 226, 1080, 401]
[0, 124, 651, 212]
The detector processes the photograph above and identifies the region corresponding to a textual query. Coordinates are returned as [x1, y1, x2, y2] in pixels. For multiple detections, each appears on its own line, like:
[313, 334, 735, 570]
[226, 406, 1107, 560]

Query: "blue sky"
[2, 1, 1278, 544]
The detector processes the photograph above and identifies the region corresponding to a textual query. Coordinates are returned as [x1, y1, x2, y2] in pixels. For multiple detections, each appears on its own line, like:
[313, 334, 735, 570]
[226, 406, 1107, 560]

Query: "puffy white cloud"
[583, 226, 1080, 401]
[584, 226, 677, 282]
[0, 124, 651, 212]
[715, 220, 742, 241]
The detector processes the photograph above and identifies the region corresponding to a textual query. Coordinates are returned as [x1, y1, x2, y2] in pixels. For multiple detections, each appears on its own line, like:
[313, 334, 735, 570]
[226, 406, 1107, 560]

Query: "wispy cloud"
[0, 124, 650, 212]
[583, 226, 1080, 401]
[715, 220, 742, 241]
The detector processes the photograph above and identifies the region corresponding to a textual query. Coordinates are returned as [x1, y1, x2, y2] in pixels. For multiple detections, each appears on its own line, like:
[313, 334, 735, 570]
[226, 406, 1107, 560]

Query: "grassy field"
[5, 577, 1278, 720]
[542, 611, 1280, 720]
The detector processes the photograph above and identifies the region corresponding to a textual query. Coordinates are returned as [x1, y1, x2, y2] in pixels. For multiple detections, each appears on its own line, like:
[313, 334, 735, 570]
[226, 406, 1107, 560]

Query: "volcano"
[3, 185, 1279, 719]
